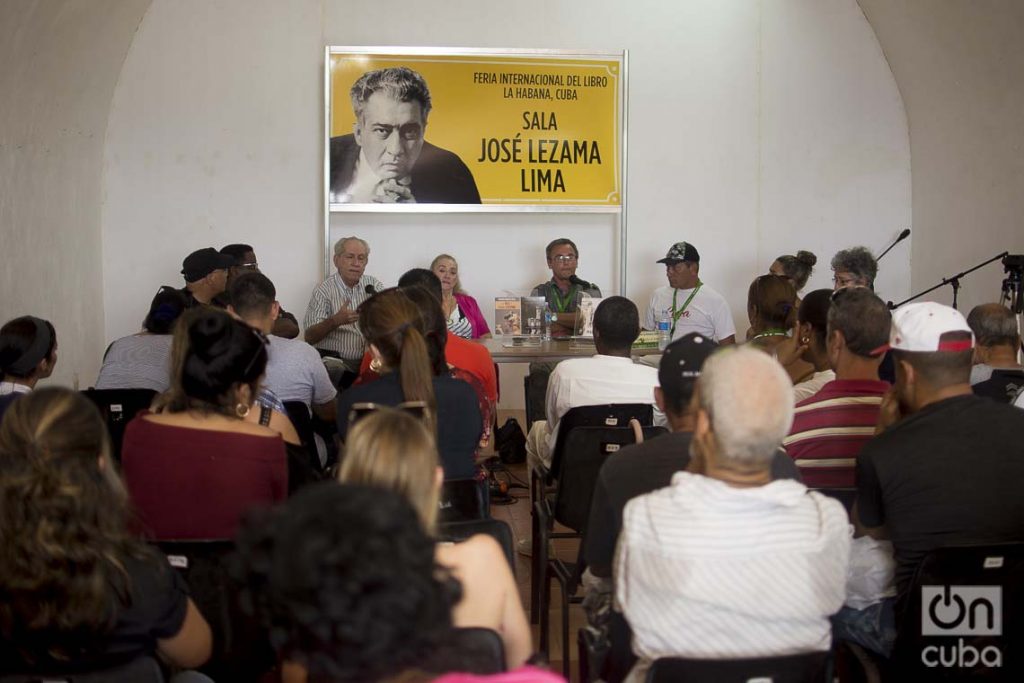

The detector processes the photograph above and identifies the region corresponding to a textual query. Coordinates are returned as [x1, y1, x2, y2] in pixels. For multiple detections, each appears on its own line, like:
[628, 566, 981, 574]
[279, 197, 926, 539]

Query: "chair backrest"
[645, 651, 830, 683]
[80, 388, 157, 463]
[892, 542, 1024, 679]
[554, 425, 665, 532]
[282, 401, 323, 470]
[439, 476, 489, 523]
[154, 539, 275, 681]
[0, 656, 165, 683]
[450, 627, 507, 674]
[437, 518, 516, 574]
[549, 403, 654, 481]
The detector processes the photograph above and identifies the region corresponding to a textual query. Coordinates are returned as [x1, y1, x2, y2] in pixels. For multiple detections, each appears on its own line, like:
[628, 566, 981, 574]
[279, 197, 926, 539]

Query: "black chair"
[438, 517, 516, 574]
[451, 626, 507, 674]
[535, 423, 666, 679]
[890, 542, 1024, 679]
[81, 388, 157, 462]
[439, 476, 490, 523]
[814, 487, 857, 513]
[0, 656, 165, 683]
[154, 540, 275, 682]
[283, 400, 324, 472]
[524, 369, 550, 427]
[529, 403, 654, 624]
[645, 651, 830, 682]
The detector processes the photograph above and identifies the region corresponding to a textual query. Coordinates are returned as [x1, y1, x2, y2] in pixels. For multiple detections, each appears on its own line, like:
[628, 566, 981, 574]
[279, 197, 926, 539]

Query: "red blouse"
[122, 415, 287, 539]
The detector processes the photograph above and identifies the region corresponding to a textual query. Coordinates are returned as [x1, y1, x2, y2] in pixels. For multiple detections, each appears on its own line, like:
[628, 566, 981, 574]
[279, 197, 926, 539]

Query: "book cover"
[494, 297, 522, 335]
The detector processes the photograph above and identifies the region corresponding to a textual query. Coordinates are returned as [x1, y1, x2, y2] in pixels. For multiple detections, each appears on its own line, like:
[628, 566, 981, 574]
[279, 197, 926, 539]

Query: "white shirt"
[0, 381, 32, 396]
[615, 472, 850, 683]
[544, 354, 663, 455]
[263, 335, 337, 408]
[303, 272, 384, 361]
[793, 369, 836, 403]
[645, 284, 736, 343]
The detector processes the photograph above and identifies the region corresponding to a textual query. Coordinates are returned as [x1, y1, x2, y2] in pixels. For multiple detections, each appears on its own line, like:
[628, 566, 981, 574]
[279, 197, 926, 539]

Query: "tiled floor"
[489, 411, 587, 682]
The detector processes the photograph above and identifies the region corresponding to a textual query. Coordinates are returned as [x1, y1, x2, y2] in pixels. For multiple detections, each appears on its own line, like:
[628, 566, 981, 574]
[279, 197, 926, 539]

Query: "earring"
[801, 337, 810, 344]
[236, 402, 251, 419]
[369, 357, 383, 373]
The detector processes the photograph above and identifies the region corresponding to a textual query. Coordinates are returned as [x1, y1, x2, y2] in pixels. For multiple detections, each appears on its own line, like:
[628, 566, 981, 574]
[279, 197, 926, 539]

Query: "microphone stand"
[887, 252, 1008, 311]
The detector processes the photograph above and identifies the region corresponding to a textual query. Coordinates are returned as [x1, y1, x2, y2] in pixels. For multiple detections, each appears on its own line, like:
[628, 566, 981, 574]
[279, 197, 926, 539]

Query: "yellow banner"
[328, 51, 622, 208]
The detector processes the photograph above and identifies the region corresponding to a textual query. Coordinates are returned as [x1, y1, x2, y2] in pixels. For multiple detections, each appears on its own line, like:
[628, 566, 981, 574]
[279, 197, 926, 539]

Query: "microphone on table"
[569, 275, 594, 289]
[877, 228, 911, 261]
[364, 284, 377, 295]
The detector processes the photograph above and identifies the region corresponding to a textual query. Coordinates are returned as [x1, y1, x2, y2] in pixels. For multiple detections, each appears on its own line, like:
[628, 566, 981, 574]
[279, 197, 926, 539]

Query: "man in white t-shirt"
[645, 241, 736, 344]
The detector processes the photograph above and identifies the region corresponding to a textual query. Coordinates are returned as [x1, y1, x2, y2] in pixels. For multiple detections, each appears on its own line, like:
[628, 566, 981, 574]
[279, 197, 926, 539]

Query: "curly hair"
[350, 67, 432, 122]
[830, 246, 877, 288]
[232, 483, 463, 682]
[0, 388, 155, 665]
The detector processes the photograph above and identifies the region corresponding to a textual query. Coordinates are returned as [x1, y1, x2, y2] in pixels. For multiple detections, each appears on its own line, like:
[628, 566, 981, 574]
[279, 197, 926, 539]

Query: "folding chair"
[154, 540, 274, 682]
[890, 542, 1024, 679]
[529, 403, 654, 623]
[535, 422, 665, 678]
[645, 651, 830, 682]
[439, 476, 490, 523]
[81, 388, 157, 462]
[0, 656, 165, 683]
[282, 400, 323, 472]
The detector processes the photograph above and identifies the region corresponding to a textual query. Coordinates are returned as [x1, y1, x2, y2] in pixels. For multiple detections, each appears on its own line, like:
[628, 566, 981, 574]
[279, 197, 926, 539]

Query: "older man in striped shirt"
[783, 288, 891, 488]
[304, 236, 384, 385]
[615, 347, 850, 683]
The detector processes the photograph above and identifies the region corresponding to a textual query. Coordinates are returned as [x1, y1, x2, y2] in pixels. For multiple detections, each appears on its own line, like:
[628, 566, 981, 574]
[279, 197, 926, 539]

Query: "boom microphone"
[364, 284, 377, 295]
[877, 228, 911, 261]
[569, 275, 594, 289]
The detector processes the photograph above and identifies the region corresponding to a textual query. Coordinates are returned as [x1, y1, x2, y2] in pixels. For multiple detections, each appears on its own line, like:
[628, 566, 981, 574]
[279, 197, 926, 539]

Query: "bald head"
[697, 346, 794, 468]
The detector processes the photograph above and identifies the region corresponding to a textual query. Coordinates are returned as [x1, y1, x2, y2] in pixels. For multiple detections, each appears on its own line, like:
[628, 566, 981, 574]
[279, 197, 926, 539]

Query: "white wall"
[859, 0, 1024, 313]
[100, 0, 909, 405]
[0, 0, 150, 388]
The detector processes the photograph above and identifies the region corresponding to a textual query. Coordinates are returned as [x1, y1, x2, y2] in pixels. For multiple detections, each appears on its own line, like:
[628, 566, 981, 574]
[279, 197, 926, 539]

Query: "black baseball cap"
[181, 248, 236, 282]
[656, 241, 701, 265]
[658, 332, 718, 394]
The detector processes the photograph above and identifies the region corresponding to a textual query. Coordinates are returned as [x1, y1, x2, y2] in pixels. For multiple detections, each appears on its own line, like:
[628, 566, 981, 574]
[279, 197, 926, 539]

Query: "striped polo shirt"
[782, 379, 889, 488]
[303, 272, 384, 362]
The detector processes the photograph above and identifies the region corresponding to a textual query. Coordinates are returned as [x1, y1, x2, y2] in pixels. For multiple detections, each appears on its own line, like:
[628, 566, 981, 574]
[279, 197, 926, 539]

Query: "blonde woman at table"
[432, 254, 491, 340]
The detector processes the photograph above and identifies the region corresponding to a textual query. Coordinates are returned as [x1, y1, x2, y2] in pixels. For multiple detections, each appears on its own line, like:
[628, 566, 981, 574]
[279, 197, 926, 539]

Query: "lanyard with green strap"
[670, 281, 702, 337]
[550, 283, 578, 313]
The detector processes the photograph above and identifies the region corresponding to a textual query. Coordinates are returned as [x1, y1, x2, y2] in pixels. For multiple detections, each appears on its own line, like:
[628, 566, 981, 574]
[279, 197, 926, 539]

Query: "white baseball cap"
[875, 301, 974, 354]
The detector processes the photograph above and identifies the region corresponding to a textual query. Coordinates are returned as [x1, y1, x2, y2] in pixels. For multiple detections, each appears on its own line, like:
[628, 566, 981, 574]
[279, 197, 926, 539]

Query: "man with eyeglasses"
[530, 238, 602, 338]
[216, 243, 299, 339]
[644, 241, 736, 345]
[304, 236, 384, 387]
[830, 246, 877, 290]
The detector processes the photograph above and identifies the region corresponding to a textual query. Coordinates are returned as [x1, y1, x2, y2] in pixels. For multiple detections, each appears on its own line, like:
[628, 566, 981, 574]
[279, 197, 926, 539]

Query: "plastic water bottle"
[542, 305, 553, 341]
[657, 314, 671, 350]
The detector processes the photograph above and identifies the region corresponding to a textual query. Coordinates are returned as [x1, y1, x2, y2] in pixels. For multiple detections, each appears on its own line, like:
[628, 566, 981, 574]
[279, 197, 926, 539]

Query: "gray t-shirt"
[263, 335, 337, 408]
[95, 334, 173, 392]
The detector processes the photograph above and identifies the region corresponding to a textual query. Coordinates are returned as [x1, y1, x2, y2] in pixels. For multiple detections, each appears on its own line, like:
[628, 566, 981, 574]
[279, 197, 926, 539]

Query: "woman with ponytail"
[336, 287, 482, 479]
[0, 388, 212, 676]
[121, 307, 288, 539]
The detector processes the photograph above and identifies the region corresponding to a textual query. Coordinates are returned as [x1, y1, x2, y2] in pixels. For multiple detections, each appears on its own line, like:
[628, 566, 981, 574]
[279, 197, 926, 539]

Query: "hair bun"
[187, 312, 233, 361]
[796, 250, 817, 267]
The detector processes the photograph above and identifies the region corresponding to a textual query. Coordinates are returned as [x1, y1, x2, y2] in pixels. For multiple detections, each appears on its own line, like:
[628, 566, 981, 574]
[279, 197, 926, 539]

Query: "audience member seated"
[336, 287, 482, 479]
[178, 247, 234, 308]
[966, 302, 1024, 403]
[843, 302, 1024, 656]
[830, 246, 877, 291]
[585, 333, 800, 585]
[433, 253, 492, 339]
[770, 250, 817, 302]
[0, 315, 57, 421]
[0, 388, 212, 677]
[122, 308, 289, 539]
[782, 288, 891, 488]
[646, 241, 736, 344]
[229, 272, 336, 423]
[615, 346, 850, 683]
[338, 407, 531, 669]
[234, 483, 531, 682]
[777, 289, 836, 401]
[745, 274, 797, 356]
[95, 287, 187, 392]
[356, 269, 498, 407]
[218, 243, 300, 338]
[525, 296, 663, 485]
